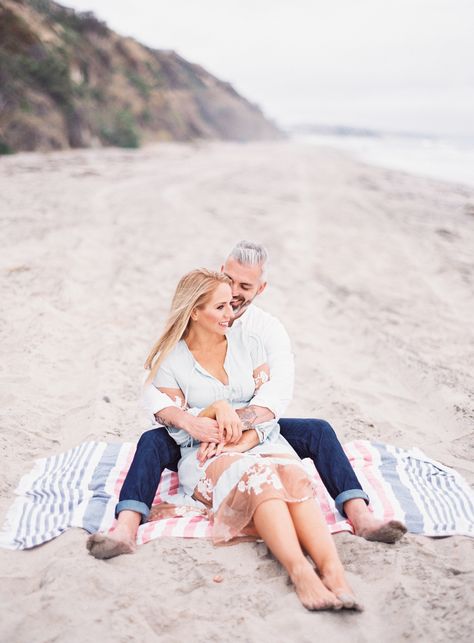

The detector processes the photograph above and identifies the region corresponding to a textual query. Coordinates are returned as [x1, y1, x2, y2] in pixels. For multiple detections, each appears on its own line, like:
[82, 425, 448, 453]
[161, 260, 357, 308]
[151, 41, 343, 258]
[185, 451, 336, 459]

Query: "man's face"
[222, 258, 267, 321]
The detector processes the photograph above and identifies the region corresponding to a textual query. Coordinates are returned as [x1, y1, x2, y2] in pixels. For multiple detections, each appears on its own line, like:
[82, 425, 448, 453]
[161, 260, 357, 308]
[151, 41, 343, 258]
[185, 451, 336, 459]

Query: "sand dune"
[1, 142, 473, 642]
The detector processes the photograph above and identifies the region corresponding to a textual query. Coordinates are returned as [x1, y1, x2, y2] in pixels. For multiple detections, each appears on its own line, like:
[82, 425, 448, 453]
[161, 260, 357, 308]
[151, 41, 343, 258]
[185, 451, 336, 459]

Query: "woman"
[139, 268, 361, 612]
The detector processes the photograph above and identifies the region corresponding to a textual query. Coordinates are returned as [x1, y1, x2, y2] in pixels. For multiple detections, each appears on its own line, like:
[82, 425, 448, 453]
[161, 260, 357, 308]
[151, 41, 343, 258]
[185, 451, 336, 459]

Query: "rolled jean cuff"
[115, 500, 150, 523]
[335, 489, 370, 517]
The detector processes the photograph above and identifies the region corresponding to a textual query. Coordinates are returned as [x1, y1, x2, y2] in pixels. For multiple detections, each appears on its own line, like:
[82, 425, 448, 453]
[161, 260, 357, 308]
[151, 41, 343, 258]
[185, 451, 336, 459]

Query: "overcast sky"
[63, 0, 474, 137]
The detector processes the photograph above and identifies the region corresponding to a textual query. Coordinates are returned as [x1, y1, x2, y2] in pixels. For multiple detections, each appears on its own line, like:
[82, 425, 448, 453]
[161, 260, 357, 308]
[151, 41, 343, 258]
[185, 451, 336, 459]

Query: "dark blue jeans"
[117, 418, 369, 521]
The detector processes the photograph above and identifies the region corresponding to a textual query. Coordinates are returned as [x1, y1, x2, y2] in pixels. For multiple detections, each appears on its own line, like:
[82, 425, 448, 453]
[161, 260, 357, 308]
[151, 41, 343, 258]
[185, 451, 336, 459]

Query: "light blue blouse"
[153, 325, 294, 496]
[153, 325, 277, 448]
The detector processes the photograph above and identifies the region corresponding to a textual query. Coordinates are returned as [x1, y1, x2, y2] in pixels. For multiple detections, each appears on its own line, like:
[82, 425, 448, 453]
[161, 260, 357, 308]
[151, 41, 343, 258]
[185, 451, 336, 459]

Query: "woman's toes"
[337, 593, 364, 612]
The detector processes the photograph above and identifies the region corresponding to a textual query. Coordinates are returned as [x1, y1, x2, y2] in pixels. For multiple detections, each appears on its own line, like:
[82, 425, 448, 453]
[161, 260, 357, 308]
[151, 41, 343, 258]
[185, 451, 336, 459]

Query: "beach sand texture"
[1, 142, 473, 642]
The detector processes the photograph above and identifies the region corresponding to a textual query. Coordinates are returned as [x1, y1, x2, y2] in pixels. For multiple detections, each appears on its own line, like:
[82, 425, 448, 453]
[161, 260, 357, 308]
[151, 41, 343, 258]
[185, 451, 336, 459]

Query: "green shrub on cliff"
[100, 109, 140, 148]
[22, 47, 73, 106]
[0, 139, 13, 155]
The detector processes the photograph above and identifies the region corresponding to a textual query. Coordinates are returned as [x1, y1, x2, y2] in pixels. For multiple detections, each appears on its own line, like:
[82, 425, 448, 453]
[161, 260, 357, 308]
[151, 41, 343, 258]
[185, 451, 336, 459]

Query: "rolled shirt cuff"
[247, 392, 282, 421]
[116, 499, 150, 523]
[335, 489, 370, 517]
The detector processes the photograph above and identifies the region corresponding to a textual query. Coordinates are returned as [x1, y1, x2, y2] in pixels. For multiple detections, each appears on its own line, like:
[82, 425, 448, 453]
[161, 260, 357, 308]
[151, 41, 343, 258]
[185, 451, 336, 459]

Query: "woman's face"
[192, 283, 233, 335]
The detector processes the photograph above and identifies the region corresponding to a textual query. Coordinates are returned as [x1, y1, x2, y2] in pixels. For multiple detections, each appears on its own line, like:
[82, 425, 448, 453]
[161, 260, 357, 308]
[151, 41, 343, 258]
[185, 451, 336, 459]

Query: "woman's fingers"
[198, 442, 209, 463]
[226, 423, 236, 443]
[204, 442, 220, 461]
[233, 421, 243, 443]
[226, 421, 243, 443]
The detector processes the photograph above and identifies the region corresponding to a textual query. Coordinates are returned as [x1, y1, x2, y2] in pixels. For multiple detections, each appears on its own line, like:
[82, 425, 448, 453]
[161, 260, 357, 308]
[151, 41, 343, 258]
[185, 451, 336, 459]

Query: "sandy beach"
[1, 141, 473, 642]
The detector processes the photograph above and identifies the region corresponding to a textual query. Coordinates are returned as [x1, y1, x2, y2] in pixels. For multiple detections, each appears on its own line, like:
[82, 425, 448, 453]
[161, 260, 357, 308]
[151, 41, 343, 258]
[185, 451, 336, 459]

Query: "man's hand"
[183, 415, 220, 443]
[155, 407, 221, 443]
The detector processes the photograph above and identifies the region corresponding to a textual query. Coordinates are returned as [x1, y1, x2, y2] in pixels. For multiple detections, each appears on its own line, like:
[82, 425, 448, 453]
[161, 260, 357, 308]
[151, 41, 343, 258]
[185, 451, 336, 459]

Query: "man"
[87, 241, 406, 559]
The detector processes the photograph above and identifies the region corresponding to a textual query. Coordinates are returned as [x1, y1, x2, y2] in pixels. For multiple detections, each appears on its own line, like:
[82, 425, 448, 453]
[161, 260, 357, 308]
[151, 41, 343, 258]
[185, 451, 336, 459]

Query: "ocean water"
[295, 133, 474, 188]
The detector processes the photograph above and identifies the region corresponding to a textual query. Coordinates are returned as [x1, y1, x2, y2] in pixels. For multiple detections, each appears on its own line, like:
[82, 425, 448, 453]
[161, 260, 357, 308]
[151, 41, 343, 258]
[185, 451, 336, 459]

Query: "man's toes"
[365, 520, 407, 544]
[86, 533, 105, 552]
[86, 534, 135, 560]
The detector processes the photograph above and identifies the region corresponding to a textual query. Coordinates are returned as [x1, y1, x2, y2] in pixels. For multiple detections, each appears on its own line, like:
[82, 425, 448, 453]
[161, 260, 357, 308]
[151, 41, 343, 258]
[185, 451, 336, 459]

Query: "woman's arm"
[198, 428, 260, 463]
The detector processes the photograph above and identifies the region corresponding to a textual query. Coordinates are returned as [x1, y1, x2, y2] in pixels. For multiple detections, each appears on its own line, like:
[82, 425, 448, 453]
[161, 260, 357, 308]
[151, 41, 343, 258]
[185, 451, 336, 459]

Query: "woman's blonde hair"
[145, 269, 231, 383]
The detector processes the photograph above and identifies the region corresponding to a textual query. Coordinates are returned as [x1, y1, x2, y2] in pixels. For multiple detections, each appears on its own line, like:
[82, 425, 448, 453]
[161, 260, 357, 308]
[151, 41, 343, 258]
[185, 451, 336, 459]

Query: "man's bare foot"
[320, 563, 364, 612]
[355, 518, 407, 544]
[87, 526, 136, 560]
[344, 499, 406, 544]
[290, 561, 343, 611]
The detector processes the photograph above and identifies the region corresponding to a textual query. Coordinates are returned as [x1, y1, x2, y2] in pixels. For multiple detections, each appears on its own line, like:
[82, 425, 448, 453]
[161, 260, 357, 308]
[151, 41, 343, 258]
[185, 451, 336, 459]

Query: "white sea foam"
[295, 133, 474, 188]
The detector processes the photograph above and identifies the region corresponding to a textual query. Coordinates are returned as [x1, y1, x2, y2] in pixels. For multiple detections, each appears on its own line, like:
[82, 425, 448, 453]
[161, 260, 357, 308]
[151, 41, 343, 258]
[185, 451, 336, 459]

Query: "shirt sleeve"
[141, 381, 181, 417]
[249, 317, 294, 420]
[253, 419, 279, 444]
[141, 355, 182, 418]
[141, 356, 204, 447]
[152, 359, 179, 389]
[248, 332, 266, 368]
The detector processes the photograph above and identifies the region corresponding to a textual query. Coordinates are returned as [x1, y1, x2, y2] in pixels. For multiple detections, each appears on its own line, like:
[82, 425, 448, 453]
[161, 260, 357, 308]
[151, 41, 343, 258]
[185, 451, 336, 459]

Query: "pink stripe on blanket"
[114, 446, 136, 499]
[168, 472, 179, 496]
[183, 515, 208, 537]
[352, 440, 397, 522]
[138, 518, 157, 544]
[161, 516, 182, 537]
[314, 474, 337, 526]
[152, 470, 180, 505]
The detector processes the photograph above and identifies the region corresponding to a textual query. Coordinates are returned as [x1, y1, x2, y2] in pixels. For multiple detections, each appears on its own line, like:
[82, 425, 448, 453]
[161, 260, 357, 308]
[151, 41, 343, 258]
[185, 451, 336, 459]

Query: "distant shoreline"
[291, 132, 474, 188]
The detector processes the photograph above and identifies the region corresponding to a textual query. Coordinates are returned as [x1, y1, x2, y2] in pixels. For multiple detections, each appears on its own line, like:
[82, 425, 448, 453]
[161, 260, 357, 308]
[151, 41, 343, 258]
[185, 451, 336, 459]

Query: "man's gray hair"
[228, 240, 268, 279]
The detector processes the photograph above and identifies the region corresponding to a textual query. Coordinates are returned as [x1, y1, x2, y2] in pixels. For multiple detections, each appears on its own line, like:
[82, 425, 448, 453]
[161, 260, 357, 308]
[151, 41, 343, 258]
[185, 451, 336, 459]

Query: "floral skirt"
[150, 451, 317, 545]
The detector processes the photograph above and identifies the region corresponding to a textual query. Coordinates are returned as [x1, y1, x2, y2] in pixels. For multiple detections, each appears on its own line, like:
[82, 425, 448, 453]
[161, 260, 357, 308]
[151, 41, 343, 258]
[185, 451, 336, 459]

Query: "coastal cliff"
[0, 0, 281, 152]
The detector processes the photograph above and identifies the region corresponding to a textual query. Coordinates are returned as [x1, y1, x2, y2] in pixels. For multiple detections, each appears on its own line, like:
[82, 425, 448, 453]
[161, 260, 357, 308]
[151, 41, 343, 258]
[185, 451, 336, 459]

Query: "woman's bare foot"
[344, 499, 407, 544]
[320, 563, 364, 612]
[290, 561, 343, 611]
[87, 525, 136, 560]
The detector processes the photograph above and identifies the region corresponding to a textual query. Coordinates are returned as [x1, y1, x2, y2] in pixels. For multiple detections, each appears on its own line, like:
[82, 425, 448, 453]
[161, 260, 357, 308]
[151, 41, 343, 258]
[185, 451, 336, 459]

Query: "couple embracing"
[87, 240, 406, 611]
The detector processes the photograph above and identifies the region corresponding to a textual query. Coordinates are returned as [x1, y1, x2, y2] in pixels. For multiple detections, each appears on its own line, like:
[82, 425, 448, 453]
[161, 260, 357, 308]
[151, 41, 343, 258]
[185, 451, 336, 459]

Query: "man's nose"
[231, 284, 240, 297]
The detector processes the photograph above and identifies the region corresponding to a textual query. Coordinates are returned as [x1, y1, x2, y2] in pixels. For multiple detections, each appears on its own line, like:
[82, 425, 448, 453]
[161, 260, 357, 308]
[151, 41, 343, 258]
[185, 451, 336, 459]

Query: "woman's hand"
[214, 401, 244, 443]
[220, 429, 259, 453]
[199, 400, 244, 444]
[198, 441, 224, 463]
[197, 429, 260, 463]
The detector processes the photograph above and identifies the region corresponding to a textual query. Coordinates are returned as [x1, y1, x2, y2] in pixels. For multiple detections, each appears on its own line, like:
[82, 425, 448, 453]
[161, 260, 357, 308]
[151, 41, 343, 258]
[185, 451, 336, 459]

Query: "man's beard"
[229, 296, 253, 323]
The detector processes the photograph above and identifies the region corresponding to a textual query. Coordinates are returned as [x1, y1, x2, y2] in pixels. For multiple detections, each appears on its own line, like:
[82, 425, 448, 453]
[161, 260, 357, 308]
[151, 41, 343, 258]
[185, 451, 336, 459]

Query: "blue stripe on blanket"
[393, 446, 473, 536]
[82, 443, 123, 533]
[375, 442, 425, 533]
[435, 462, 474, 535]
[14, 443, 93, 549]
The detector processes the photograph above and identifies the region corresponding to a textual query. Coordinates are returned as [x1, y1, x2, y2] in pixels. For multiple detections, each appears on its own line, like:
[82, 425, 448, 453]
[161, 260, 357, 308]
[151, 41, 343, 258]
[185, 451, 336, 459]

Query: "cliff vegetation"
[0, 0, 280, 152]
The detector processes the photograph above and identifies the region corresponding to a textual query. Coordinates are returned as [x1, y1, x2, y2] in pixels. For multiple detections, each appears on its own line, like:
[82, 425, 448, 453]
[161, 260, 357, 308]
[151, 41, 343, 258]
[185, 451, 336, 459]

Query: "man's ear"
[220, 264, 225, 273]
[257, 281, 267, 296]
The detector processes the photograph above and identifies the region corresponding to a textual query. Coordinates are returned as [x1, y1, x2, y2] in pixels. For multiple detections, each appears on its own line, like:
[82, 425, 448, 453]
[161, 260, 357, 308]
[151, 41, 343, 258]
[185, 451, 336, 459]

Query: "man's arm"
[141, 384, 220, 443]
[247, 317, 294, 420]
[156, 405, 221, 443]
[235, 405, 274, 427]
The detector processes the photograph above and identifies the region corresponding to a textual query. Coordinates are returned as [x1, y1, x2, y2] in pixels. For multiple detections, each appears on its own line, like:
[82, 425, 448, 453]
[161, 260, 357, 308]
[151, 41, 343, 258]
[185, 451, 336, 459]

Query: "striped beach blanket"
[1, 440, 473, 550]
